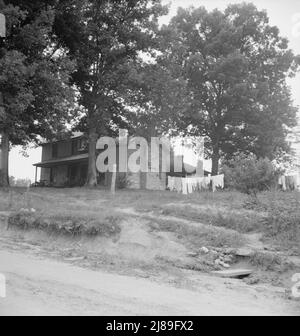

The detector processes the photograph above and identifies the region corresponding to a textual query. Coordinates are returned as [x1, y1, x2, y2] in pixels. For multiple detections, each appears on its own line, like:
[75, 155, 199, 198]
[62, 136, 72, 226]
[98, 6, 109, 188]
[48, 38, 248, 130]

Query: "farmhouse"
[33, 132, 205, 190]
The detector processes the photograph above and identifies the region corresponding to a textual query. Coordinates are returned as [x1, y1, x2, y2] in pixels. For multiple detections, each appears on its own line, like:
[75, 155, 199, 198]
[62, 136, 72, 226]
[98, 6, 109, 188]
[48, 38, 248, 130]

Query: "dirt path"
[0, 249, 299, 316]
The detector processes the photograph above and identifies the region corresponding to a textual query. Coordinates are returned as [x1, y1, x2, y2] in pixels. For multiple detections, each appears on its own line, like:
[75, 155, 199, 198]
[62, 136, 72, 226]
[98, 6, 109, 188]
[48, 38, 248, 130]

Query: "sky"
[9, 0, 300, 181]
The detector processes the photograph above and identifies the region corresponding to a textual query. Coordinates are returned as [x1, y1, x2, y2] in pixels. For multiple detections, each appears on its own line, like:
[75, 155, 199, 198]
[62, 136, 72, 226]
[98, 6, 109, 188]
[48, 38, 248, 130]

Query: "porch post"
[35, 166, 38, 185]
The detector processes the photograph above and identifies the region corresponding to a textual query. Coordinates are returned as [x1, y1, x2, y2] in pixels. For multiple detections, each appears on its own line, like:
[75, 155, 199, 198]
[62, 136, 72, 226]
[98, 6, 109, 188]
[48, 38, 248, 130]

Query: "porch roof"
[33, 153, 89, 168]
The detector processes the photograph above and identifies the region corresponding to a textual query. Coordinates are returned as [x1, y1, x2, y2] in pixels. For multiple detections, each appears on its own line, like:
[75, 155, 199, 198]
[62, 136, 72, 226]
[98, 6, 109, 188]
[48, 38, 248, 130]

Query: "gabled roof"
[40, 132, 85, 146]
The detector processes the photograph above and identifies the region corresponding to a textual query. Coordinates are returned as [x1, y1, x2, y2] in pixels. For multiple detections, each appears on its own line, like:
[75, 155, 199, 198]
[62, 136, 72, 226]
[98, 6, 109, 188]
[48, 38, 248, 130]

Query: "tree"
[53, 0, 168, 186]
[124, 60, 189, 139]
[160, 4, 299, 175]
[0, 0, 76, 187]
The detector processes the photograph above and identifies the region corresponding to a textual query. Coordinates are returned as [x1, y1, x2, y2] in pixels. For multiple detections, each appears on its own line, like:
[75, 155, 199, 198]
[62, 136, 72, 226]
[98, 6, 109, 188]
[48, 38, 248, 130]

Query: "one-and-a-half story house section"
[33, 132, 207, 189]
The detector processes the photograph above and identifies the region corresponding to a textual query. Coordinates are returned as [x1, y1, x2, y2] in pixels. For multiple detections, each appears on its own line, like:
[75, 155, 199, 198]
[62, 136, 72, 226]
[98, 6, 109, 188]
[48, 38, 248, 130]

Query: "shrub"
[116, 174, 130, 189]
[221, 153, 280, 195]
[249, 251, 290, 272]
[7, 210, 122, 237]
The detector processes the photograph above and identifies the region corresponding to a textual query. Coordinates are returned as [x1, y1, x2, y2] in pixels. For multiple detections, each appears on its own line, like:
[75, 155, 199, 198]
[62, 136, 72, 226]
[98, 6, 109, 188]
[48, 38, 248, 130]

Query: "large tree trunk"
[0, 131, 9, 187]
[86, 125, 98, 187]
[211, 144, 220, 176]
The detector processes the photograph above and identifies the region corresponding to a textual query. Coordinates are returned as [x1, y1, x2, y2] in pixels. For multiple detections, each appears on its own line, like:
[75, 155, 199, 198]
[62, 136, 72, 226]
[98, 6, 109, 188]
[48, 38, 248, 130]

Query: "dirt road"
[0, 250, 299, 316]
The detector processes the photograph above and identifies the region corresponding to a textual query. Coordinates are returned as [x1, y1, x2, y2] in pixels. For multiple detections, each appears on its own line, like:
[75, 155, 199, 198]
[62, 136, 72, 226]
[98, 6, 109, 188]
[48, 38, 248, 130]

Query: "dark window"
[70, 165, 77, 181]
[80, 165, 88, 180]
[50, 168, 54, 183]
[72, 140, 78, 156]
[78, 138, 88, 152]
[52, 143, 58, 158]
[72, 138, 88, 155]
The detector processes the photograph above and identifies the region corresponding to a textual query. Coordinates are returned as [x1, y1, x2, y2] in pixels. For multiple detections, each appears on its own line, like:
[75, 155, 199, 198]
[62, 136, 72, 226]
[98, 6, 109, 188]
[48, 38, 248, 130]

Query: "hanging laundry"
[286, 175, 298, 191]
[203, 176, 211, 190]
[173, 177, 182, 193]
[192, 178, 199, 192]
[187, 179, 193, 194]
[195, 177, 203, 190]
[211, 174, 224, 192]
[168, 176, 175, 191]
[278, 176, 287, 191]
[182, 178, 188, 195]
[169, 175, 225, 194]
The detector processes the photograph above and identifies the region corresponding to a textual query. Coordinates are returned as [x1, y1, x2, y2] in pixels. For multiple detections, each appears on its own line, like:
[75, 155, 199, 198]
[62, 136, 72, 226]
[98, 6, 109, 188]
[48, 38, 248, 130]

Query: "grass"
[0, 187, 299, 255]
[148, 217, 245, 249]
[158, 204, 264, 233]
[1, 186, 300, 289]
[257, 192, 300, 254]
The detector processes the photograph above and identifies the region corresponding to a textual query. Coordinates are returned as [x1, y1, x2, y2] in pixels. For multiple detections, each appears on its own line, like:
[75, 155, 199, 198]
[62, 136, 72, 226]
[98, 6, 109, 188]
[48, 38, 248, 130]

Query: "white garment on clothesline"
[212, 174, 224, 192]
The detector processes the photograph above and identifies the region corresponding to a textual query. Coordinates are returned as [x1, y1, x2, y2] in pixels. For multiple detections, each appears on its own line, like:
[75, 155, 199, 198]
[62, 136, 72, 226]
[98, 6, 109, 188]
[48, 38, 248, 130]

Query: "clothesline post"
[195, 137, 204, 177]
[25, 181, 31, 209]
[111, 164, 117, 195]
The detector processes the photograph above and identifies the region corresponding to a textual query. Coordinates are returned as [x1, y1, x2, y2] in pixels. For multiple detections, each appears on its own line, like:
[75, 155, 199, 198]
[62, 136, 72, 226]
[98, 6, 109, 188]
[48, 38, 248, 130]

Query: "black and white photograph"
[0, 0, 300, 318]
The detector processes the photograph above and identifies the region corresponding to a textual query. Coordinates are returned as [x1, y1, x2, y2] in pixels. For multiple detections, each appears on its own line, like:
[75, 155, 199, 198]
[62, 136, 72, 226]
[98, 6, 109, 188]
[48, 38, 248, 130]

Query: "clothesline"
[168, 175, 224, 194]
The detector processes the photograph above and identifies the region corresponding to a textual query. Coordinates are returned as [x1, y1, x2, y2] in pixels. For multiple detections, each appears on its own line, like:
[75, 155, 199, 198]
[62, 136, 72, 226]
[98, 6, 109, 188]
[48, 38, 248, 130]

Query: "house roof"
[40, 132, 85, 146]
[33, 153, 88, 168]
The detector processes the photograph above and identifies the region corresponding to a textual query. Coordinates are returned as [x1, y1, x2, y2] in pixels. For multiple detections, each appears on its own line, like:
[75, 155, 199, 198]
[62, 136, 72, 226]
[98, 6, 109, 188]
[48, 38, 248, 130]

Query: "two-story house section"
[33, 134, 171, 189]
[33, 133, 89, 187]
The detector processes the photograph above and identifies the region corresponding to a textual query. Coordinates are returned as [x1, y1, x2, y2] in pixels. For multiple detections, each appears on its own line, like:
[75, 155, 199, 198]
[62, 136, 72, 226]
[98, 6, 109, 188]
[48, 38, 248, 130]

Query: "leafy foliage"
[221, 152, 280, 195]
[124, 60, 189, 138]
[159, 4, 299, 174]
[0, 0, 76, 145]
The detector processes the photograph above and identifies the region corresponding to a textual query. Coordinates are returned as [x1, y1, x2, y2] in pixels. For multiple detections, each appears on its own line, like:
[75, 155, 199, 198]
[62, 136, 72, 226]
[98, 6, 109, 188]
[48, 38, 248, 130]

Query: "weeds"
[160, 204, 262, 233]
[7, 210, 122, 238]
[148, 218, 245, 249]
[241, 191, 300, 254]
[249, 251, 293, 272]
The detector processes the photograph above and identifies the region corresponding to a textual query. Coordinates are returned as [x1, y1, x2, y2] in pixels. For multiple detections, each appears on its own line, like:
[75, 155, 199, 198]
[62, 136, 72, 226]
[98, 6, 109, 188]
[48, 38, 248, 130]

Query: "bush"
[116, 174, 130, 189]
[7, 210, 122, 237]
[249, 251, 290, 272]
[221, 153, 280, 195]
